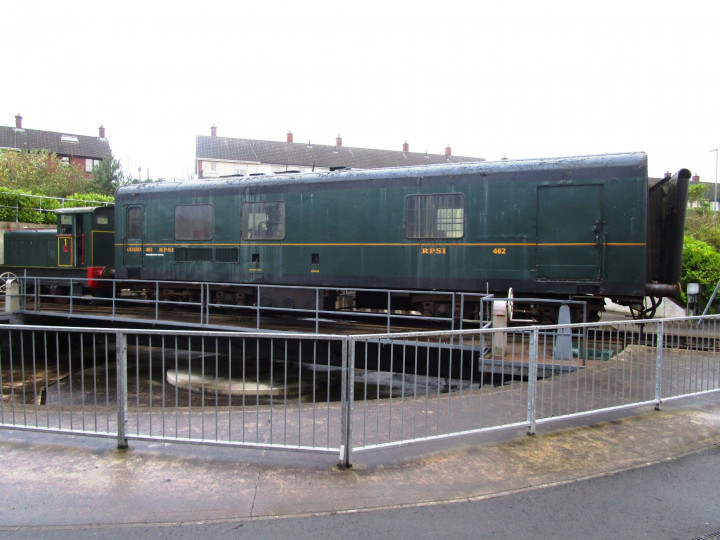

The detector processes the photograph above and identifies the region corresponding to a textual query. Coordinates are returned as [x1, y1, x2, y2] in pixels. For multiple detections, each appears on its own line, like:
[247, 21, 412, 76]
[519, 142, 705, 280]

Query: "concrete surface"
[0, 394, 718, 530]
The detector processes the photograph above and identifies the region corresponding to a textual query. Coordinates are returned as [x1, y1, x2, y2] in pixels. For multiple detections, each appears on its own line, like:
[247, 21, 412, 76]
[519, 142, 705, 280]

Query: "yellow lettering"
[421, 247, 448, 255]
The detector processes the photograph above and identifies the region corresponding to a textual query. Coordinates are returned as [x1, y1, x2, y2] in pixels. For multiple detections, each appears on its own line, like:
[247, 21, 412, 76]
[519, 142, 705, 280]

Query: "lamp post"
[711, 149, 719, 214]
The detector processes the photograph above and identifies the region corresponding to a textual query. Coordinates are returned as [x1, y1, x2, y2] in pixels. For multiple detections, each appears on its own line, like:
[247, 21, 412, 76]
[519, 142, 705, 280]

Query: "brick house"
[0, 114, 111, 179]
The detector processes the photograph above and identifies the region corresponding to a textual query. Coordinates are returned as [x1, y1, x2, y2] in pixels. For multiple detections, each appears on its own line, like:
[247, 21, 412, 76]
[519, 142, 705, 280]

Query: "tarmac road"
[1, 445, 718, 539]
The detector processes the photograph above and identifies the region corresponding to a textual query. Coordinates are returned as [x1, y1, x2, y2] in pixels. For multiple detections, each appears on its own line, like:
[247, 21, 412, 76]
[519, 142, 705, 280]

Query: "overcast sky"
[3, 1, 720, 183]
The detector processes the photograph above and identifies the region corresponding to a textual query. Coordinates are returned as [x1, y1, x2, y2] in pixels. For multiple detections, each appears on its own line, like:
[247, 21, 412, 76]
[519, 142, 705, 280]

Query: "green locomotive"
[2, 206, 115, 296]
[112, 152, 689, 323]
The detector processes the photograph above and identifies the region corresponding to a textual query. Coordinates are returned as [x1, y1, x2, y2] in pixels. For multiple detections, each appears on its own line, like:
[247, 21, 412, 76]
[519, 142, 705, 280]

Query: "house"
[196, 126, 484, 178]
[0, 114, 111, 179]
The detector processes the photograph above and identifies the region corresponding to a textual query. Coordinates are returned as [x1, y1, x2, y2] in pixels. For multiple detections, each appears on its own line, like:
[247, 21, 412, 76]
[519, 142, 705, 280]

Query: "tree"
[90, 153, 124, 195]
[0, 148, 95, 198]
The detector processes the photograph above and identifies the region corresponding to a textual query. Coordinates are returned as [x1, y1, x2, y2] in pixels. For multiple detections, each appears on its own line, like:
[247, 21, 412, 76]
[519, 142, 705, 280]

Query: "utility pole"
[711, 148, 719, 217]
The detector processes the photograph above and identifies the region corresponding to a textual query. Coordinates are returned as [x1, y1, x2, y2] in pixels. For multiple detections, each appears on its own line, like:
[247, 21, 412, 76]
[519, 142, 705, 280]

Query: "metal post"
[315, 288, 320, 334]
[654, 321, 664, 410]
[527, 328, 539, 435]
[116, 331, 128, 448]
[339, 337, 353, 468]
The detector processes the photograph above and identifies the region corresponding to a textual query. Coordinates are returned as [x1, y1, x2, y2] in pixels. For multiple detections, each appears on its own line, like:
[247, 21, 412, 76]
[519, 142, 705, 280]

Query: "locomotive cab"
[54, 207, 114, 269]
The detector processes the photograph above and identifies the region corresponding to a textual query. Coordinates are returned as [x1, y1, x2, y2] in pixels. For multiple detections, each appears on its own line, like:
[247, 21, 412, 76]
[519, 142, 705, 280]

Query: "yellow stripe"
[115, 242, 645, 248]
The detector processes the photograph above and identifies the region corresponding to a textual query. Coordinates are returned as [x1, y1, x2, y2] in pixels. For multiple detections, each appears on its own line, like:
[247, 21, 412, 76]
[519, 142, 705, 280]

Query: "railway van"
[112, 152, 689, 323]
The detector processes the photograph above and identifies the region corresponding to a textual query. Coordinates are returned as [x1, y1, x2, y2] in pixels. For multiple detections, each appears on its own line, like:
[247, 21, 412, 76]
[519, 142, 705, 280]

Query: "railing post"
[339, 337, 353, 468]
[655, 320, 664, 411]
[116, 331, 128, 449]
[527, 328, 539, 435]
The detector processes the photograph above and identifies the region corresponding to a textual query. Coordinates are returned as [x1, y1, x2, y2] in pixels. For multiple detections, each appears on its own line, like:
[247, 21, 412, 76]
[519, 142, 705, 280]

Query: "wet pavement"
[0, 393, 719, 530]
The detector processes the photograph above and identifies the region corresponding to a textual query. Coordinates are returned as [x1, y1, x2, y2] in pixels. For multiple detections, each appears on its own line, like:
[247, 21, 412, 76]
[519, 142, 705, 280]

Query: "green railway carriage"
[113, 152, 689, 322]
[2, 206, 115, 293]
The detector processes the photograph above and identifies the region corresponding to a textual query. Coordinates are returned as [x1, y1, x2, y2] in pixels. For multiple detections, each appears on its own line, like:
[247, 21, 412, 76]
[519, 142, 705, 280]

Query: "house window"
[175, 204, 214, 241]
[210, 162, 217, 172]
[405, 193, 465, 239]
[241, 202, 285, 240]
[85, 158, 101, 172]
[60, 156, 70, 166]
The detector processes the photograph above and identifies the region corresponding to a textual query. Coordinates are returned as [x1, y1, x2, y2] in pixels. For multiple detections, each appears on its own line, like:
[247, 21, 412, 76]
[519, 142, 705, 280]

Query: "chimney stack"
[99, 125, 106, 139]
[445, 145, 452, 157]
[15, 114, 22, 129]
[336, 134, 342, 147]
[403, 141, 409, 152]
[287, 130, 293, 143]
[210, 124, 217, 137]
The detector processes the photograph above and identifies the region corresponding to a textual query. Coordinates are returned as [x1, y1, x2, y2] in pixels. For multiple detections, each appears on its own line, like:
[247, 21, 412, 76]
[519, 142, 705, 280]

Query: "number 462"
[493, 248, 506, 255]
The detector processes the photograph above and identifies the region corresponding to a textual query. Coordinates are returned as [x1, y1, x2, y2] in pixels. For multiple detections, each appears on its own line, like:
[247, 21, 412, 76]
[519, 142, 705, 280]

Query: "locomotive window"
[59, 214, 73, 235]
[241, 202, 286, 240]
[405, 193, 464, 239]
[175, 204, 214, 241]
[95, 215, 109, 225]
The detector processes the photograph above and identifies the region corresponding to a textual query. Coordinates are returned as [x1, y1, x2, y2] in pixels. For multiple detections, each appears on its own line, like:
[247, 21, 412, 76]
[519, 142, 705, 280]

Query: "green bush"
[0, 187, 112, 225]
[682, 236, 720, 313]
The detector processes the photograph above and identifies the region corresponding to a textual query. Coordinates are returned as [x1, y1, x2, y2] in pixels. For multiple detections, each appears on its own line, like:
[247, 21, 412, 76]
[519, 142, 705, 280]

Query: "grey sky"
[3, 1, 719, 182]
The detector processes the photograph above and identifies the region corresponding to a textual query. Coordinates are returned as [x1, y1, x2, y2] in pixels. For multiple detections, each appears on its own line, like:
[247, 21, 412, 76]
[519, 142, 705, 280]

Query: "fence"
[1, 316, 719, 467]
[16, 275, 491, 333]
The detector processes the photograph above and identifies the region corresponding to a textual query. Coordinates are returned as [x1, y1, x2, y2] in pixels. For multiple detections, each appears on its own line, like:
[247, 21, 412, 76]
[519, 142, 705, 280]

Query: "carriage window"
[242, 202, 285, 240]
[405, 193, 465, 239]
[175, 204, 213, 241]
[127, 207, 143, 239]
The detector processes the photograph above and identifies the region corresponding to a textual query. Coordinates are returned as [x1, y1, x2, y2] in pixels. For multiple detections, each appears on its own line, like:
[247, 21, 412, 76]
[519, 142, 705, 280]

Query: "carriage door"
[536, 185, 604, 280]
[124, 205, 144, 275]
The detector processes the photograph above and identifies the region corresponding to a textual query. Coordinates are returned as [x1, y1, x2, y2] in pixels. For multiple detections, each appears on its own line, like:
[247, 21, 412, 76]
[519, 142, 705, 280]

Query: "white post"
[492, 301, 507, 358]
[4, 279, 20, 313]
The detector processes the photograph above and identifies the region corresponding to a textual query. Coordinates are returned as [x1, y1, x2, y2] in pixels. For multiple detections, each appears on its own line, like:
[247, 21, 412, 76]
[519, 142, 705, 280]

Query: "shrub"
[681, 236, 720, 313]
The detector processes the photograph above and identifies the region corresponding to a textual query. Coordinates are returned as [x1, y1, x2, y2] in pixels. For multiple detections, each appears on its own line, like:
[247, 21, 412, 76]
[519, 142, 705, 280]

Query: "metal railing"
[0, 194, 111, 223]
[16, 275, 491, 333]
[1, 315, 719, 467]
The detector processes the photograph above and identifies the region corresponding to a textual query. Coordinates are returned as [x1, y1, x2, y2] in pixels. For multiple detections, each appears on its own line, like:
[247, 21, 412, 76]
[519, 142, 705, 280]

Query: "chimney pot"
[287, 130, 293, 143]
[15, 114, 22, 129]
[99, 125, 106, 139]
[336, 134, 342, 147]
[403, 141, 409, 152]
[210, 124, 217, 137]
[445, 145, 452, 157]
